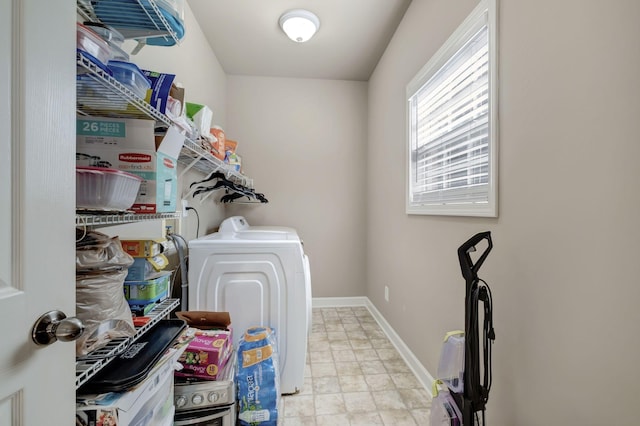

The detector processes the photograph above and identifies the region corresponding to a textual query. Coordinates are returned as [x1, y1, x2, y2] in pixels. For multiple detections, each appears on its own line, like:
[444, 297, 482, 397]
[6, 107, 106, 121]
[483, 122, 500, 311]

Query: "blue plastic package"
[236, 327, 280, 426]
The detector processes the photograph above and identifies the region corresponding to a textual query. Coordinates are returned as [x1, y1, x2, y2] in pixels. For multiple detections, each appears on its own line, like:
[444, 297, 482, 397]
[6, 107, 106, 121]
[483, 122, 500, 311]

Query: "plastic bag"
[76, 230, 134, 273]
[236, 327, 280, 426]
[75, 270, 136, 357]
[75, 230, 136, 357]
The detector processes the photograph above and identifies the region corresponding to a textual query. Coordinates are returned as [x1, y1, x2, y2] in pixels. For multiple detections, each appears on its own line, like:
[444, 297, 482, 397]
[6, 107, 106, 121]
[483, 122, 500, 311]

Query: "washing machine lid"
[217, 216, 250, 233]
[192, 216, 301, 243]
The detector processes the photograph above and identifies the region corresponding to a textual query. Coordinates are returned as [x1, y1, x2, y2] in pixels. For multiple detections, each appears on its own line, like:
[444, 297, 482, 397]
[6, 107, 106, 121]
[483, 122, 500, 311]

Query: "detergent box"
[120, 238, 165, 258]
[125, 253, 169, 281]
[174, 311, 233, 380]
[76, 117, 185, 213]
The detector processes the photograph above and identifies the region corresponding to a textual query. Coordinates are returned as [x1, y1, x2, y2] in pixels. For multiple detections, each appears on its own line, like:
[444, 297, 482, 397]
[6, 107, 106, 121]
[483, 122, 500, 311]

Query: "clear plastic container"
[107, 61, 151, 99]
[83, 22, 129, 62]
[156, 0, 185, 21]
[82, 22, 125, 46]
[76, 166, 142, 211]
[77, 23, 111, 67]
[437, 331, 465, 393]
[108, 43, 130, 62]
[76, 74, 128, 111]
[430, 388, 462, 426]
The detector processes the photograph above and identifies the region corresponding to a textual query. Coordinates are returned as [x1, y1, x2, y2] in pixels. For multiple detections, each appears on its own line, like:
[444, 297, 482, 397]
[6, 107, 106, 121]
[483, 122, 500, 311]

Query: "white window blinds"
[406, 0, 497, 217]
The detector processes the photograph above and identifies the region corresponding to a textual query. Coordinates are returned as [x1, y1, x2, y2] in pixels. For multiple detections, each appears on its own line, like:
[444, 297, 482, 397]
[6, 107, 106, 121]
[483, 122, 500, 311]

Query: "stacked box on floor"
[174, 328, 232, 380]
[174, 311, 233, 381]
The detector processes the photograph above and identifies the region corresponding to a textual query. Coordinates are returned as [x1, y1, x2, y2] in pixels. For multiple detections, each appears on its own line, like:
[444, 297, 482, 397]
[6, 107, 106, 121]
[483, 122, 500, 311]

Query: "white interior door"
[0, 0, 76, 424]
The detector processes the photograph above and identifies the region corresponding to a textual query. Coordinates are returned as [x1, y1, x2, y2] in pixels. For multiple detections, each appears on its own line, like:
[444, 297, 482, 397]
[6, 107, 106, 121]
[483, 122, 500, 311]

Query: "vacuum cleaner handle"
[458, 231, 493, 282]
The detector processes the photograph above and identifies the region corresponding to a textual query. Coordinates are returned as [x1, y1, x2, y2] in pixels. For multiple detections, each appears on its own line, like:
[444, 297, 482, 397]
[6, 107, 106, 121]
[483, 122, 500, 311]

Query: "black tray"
[78, 319, 186, 394]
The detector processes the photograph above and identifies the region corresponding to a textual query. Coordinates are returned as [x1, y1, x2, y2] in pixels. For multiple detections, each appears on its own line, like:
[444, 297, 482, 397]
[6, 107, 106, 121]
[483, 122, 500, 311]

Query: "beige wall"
[224, 75, 368, 298]
[368, 0, 640, 424]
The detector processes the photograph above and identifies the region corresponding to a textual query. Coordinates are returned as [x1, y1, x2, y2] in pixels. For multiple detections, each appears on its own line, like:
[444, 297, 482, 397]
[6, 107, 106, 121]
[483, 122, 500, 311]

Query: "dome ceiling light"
[279, 9, 320, 43]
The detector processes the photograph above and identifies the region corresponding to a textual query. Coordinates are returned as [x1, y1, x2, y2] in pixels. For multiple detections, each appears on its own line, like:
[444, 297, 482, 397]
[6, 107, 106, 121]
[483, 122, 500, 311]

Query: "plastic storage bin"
[107, 60, 151, 99]
[83, 22, 125, 46]
[430, 380, 462, 426]
[77, 23, 112, 67]
[76, 74, 128, 112]
[76, 166, 142, 211]
[437, 331, 465, 393]
[107, 43, 129, 62]
[83, 22, 129, 62]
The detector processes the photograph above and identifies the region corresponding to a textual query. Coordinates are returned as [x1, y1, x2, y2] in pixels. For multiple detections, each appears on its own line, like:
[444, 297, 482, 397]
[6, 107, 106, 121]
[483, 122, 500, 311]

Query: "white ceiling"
[187, 0, 412, 82]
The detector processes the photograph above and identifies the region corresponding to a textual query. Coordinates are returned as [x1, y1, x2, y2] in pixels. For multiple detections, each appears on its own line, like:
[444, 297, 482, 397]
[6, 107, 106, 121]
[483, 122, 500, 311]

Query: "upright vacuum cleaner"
[453, 231, 496, 425]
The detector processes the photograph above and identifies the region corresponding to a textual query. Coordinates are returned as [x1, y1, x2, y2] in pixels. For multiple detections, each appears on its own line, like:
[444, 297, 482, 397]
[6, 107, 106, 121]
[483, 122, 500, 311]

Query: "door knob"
[32, 310, 85, 346]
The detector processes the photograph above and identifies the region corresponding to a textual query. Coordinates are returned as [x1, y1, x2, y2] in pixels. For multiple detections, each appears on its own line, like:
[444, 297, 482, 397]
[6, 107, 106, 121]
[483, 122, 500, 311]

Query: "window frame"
[406, 0, 498, 217]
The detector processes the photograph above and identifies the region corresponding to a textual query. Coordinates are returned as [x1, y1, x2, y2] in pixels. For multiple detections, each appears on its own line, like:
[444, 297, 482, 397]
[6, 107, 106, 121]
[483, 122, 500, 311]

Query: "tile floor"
[279, 306, 432, 425]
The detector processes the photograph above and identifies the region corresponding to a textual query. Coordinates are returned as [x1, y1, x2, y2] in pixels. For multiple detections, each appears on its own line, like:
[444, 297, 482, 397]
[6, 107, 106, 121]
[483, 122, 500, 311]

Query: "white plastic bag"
[75, 270, 136, 356]
[75, 230, 135, 357]
[76, 230, 134, 273]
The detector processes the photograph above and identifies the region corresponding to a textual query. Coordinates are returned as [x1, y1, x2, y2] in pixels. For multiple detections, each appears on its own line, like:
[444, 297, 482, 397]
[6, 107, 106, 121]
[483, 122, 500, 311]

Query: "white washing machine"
[188, 216, 312, 394]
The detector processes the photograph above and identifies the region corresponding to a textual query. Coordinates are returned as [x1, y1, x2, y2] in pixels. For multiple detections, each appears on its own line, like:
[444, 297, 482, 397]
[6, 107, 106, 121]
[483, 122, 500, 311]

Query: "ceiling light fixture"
[279, 9, 320, 43]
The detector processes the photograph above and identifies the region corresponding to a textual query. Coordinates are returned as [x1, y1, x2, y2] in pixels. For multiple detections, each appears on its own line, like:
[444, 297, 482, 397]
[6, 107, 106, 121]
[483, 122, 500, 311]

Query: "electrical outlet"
[181, 199, 189, 217]
[384, 285, 389, 302]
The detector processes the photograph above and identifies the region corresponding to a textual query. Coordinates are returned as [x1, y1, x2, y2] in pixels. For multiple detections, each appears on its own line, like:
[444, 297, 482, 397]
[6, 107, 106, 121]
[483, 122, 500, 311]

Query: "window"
[406, 0, 497, 217]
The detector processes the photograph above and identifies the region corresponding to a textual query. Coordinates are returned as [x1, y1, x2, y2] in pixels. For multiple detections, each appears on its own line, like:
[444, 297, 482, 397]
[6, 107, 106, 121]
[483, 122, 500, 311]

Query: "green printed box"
[124, 271, 171, 304]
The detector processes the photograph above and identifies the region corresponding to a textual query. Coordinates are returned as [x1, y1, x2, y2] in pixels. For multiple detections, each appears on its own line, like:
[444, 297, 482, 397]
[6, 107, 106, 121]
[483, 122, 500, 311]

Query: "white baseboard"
[312, 296, 368, 308]
[312, 297, 435, 396]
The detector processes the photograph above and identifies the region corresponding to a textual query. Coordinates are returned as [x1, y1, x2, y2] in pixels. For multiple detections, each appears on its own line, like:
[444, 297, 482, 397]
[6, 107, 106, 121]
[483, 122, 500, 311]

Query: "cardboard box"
[76, 350, 176, 426]
[120, 238, 165, 258]
[125, 253, 169, 281]
[124, 271, 171, 304]
[76, 117, 185, 213]
[175, 329, 233, 380]
[174, 311, 233, 380]
[209, 126, 226, 160]
[224, 138, 237, 154]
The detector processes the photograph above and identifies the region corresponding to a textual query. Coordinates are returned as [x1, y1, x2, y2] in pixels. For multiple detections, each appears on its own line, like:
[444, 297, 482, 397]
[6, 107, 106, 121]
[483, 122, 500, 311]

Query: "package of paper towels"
[236, 326, 280, 426]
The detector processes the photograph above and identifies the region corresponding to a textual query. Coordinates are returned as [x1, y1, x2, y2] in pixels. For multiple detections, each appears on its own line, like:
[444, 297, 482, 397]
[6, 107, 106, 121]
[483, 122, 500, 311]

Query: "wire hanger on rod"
[187, 172, 268, 204]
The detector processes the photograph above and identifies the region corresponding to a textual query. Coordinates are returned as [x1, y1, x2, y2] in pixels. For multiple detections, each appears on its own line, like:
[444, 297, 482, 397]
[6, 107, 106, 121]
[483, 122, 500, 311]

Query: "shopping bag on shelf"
[76, 230, 136, 356]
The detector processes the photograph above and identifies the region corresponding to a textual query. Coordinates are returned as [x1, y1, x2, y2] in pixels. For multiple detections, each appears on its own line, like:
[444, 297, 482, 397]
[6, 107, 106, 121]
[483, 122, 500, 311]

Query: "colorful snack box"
[174, 311, 233, 380]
